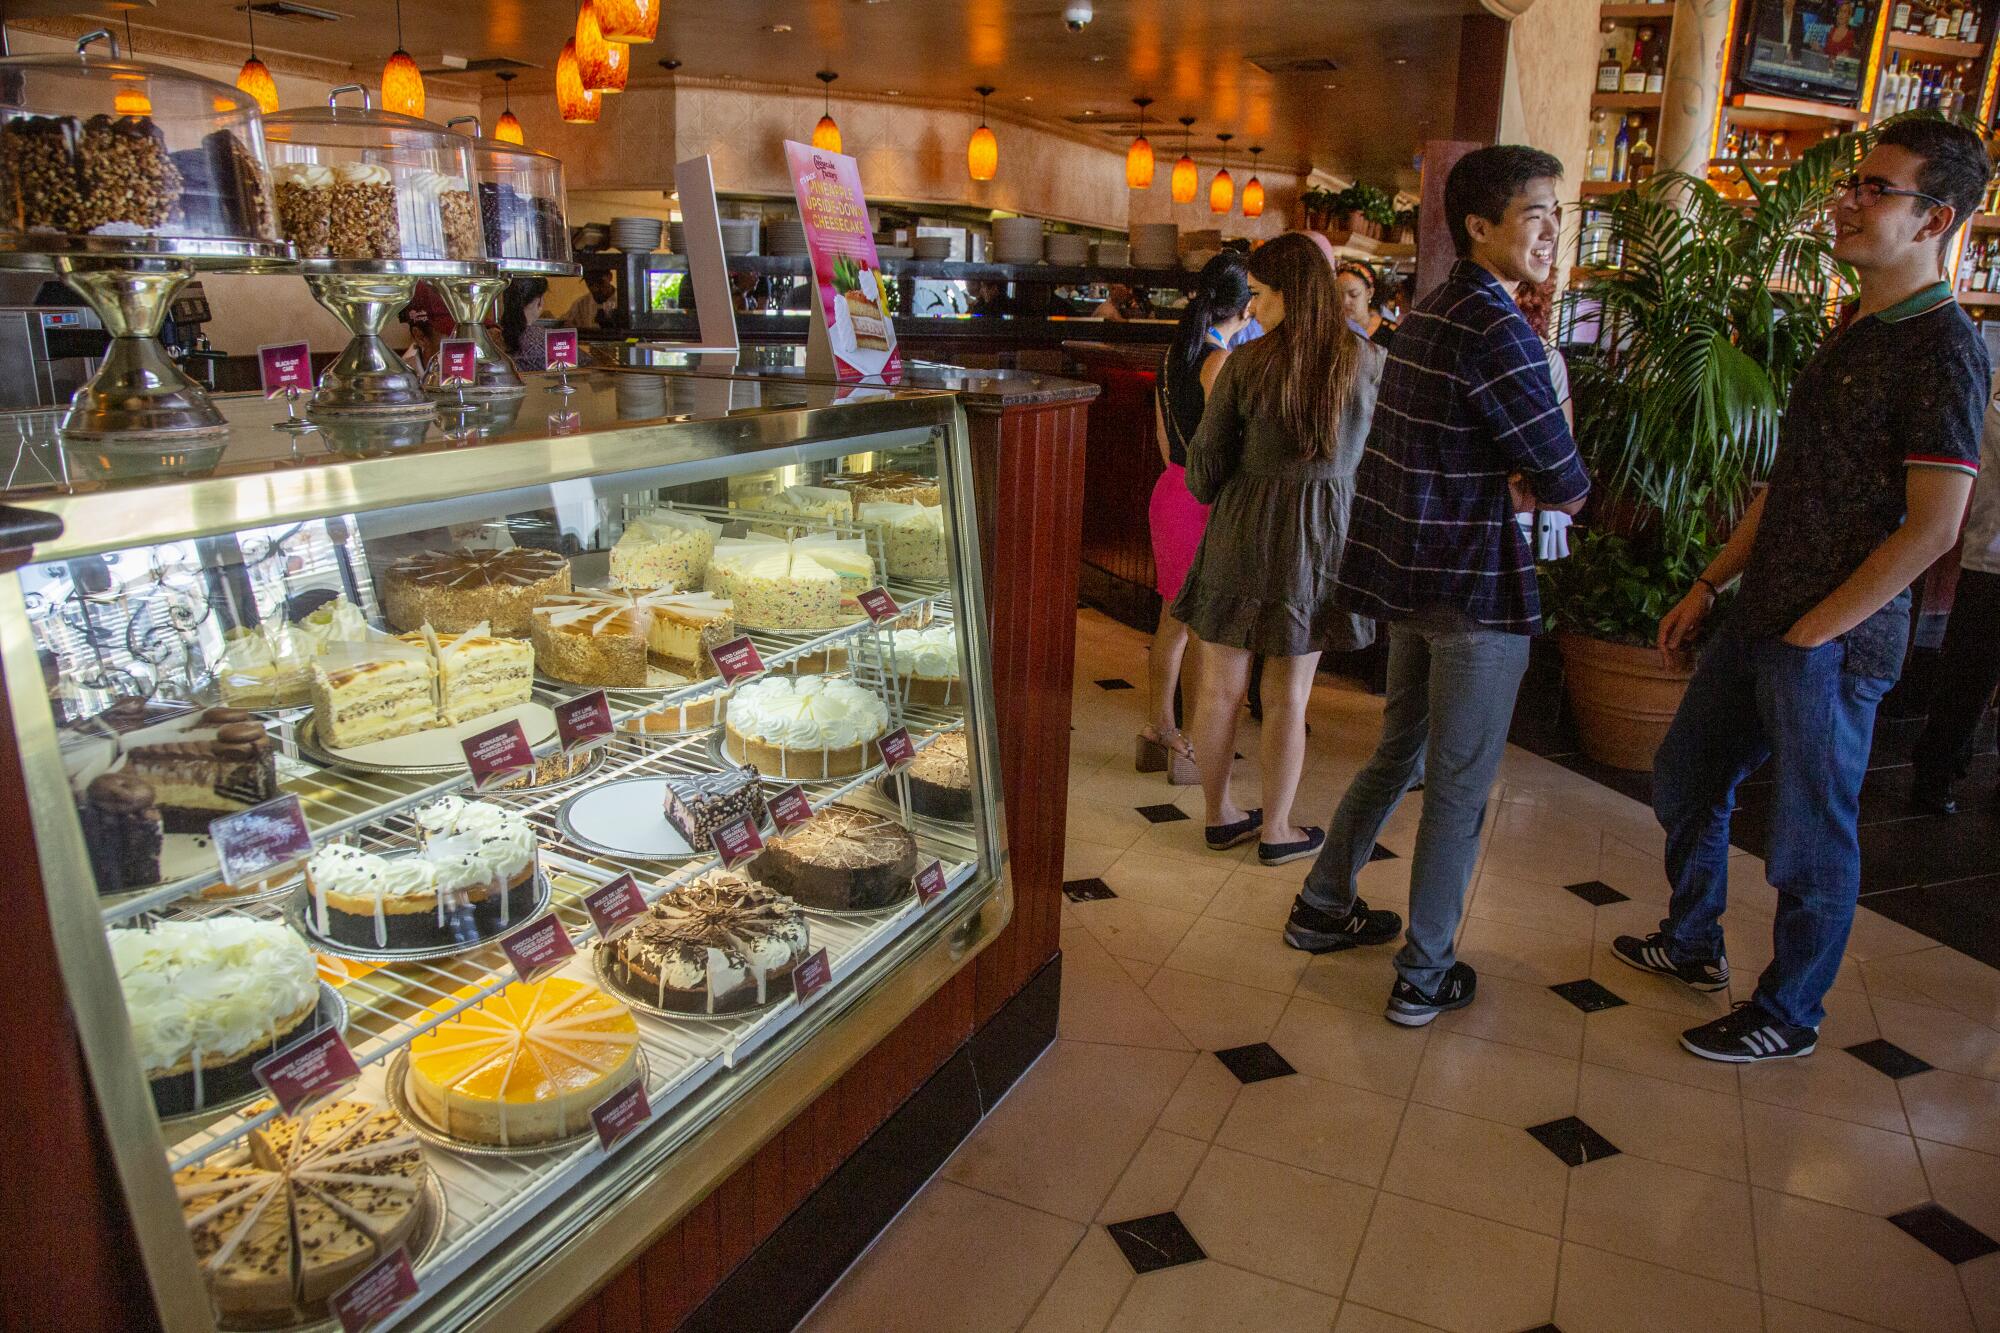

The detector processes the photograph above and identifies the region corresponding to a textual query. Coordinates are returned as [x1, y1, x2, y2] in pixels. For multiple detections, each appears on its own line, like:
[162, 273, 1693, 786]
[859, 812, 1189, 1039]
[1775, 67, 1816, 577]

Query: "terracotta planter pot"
[1556, 632, 1694, 772]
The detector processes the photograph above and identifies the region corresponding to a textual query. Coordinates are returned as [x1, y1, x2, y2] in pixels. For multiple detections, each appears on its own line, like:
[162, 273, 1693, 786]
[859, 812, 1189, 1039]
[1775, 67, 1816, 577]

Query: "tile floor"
[799, 611, 2000, 1333]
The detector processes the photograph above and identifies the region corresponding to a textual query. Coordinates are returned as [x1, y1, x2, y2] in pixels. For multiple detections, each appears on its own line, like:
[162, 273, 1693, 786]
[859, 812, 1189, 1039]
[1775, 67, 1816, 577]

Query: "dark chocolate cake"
[751, 804, 917, 911]
[79, 771, 163, 894]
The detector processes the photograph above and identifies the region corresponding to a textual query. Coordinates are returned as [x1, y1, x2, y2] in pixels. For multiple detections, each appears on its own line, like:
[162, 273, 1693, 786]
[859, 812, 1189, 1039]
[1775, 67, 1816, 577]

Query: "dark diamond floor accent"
[1062, 877, 1117, 903]
[1888, 1202, 2000, 1265]
[1213, 1043, 1296, 1084]
[1105, 1211, 1206, 1274]
[1369, 843, 1398, 862]
[1564, 879, 1630, 906]
[1518, 1326, 1564, 1333]
[1136, 803, 1190, 824]
[1550, 979, 1627, 1013]
[1526, 1116, 1621, 1167]
[1845, 1038, 1934, 1080]
[1095, 678, 1135, 691]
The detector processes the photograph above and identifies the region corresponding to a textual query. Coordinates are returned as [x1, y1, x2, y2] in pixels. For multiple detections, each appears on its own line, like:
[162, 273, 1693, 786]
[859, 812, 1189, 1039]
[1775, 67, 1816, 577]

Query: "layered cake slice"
[602, 869, 811, 1013]
[791, 536, 877, 621]
[380, 546, 571, 634]
[78, 771, 162, 893]
[305, 797, 539, 950]
[120, 707, 279, 833]
[731, 549, 843, 630]
[609, 509, 721, 591]
[646, 591, 735, 678]
[310, 644, 436, 749]
[740, 484, 854, 535]
[901, 730, 974, 822]
[702, 534, 788, 600]
[429, 625, 534, 725]
[859, 501, 949, 581]
[751, 803, 918, 911]
[531, 589, 653, 687]
[890, 624, 960, 706]
[662, 763, 768, 849]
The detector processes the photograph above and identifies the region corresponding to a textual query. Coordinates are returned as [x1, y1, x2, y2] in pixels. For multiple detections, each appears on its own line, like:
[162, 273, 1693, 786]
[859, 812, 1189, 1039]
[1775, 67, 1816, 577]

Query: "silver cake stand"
[300, 256, 485, 420]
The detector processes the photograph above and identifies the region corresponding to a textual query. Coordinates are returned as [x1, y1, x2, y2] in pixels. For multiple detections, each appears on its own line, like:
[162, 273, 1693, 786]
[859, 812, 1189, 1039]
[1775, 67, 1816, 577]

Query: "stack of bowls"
[611, 216, 664, 253]
[992, 216, 1046, 265]
[1045, 232, 1090, 266]
[668, 220, 686, 253]
[767, 217, 809, 256]
[718, 217, 760, 256]
[1094, 241, 1131, 268]
[912, 235, 953, 260]
[1131, 222, 1178, 269]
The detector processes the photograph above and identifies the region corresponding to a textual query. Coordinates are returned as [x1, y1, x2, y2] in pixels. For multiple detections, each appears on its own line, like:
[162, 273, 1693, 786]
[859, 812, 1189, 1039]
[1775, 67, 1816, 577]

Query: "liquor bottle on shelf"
[1645, 41, 1666, 96]
[1588, 110, 1613, 181]
[1893, 0, 1913, 30]
[1598, 41, 1623, 94]
[1623, 33, 1651, 94]
[1629, 121, 1655, 182]
[1875, 54, 1901, 114]
[1613, 114, 1632, 183]
[1723, 124, 1742, 161]
[1934, 4, 1953, 37]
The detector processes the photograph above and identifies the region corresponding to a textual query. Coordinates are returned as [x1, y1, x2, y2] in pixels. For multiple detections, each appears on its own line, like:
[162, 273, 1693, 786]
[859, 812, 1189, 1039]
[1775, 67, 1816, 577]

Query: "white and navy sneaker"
[1283, 895, 1402, 953]
[1385, 962, 1476, 1027]
[1680, 1002, 1817, 1064]
[1612, 932, 1730, 992]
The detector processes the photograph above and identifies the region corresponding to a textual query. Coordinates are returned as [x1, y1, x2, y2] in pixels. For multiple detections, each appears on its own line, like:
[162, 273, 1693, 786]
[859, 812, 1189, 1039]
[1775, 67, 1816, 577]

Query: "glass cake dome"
[452, 123, 573, 274]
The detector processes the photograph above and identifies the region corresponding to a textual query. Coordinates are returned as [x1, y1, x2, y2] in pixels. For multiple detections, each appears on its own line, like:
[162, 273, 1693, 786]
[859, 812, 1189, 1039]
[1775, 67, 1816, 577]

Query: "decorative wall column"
[1659, 0, 1734, 177]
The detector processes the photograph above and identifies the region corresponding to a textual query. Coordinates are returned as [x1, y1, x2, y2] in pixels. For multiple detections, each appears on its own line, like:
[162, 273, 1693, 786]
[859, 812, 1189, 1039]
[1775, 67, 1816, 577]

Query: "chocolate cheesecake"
[751, 803, 918, 911]
[601, 870, 810, 1014]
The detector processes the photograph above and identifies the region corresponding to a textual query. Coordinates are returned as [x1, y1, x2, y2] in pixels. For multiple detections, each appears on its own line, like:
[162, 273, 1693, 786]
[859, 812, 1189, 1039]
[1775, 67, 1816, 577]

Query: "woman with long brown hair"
[1171, 232, 1386, 865]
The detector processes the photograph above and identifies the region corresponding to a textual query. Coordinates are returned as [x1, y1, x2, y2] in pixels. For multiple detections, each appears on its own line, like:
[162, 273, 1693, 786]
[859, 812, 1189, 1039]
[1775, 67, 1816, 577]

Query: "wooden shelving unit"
[1726, 92, 1869, 126]
[1580, 180, 1634, 197]
[1956, 290, 2000, 307]
[1600, 3, 1673, 18]
[1970, 214, 2000, 232]
[1590, 91, 1666, 110]
[1887, 31, 1985, 59]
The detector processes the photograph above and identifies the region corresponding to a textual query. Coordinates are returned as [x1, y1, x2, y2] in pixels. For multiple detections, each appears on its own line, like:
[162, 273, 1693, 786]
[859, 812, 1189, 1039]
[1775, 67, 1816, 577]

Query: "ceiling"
[41, 0, 1482, 186]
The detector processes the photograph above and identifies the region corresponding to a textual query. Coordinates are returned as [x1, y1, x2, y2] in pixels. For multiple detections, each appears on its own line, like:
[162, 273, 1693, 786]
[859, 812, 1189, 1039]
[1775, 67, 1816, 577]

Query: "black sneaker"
[1284, 895, 1402, 953]
[1910, 782, 1960, 817]
[1612, 932, 1730, 992]
[1680, 1002, 1817, 1063]
[1385, 962, 1476, 1027]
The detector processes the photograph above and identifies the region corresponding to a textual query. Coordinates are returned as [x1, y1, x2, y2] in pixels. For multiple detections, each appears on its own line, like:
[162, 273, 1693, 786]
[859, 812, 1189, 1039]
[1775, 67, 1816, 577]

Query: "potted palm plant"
[1542, 123, 1875, 770]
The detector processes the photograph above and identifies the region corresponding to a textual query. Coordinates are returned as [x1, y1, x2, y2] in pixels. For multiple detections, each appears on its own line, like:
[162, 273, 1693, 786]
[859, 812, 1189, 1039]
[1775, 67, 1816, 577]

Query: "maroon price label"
[591, 1078, 652, 1151]
[768, 785, 814, 832]
[330, 1245, 419, 1333]
[794, 948, 833, 1006]
[857, 586, 901, 625]
[877, 727, 916, 772]
[547, 409, 583, 435]
[710, 636, 765, 686]
[914, 859, 947, 904]
[212, 793, 313, 892]
[712, 817, 764, 869]
[438, 338, 477, 385]
[545, 327, 579, 369]
[253, 1024, 359, 1118]
[584, 873, 646, 941]
[555, 690, 614, 754]
[461, 719, 536, 791]
[257, 340, 313, 398]
[501, 914, 576, 985]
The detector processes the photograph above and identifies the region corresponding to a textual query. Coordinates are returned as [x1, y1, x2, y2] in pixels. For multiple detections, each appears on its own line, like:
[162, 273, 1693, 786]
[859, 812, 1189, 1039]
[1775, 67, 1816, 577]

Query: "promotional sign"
[555, 690, 614, 754]
[785, 141, 902, 383]
[545, 328, 579, 369]
[712, 817, 764, 869]
[212, 794, 313, 892]
[501, 914, 576, 985]
[461, 720, 536, 791]
[710, 636, 765, 686]
[331, 1247, 419, 1333]
[254, 1025, 360, 1117]
[877, 727, 916, 772]
[914, 859, 948, 904]
[257, 341, 314, 397]
[794, 948, 833, 1006]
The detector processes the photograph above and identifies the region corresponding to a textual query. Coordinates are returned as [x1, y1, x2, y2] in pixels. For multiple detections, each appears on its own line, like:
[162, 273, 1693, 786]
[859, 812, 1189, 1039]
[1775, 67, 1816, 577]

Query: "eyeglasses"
[1834, 174, 1949, 210]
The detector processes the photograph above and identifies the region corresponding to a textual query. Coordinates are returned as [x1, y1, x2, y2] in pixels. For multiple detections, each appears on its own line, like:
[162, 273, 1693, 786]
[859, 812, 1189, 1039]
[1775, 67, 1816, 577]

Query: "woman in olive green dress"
[1171, 232, 1385, 866]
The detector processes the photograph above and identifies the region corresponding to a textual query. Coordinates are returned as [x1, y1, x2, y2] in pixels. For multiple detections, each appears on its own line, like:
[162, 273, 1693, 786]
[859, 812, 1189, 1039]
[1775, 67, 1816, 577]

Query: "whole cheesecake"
[304, 797, 539, 951]
[751, 803, 918, 911]
[601, 869, 811, 1013]
[725, 674, 889, 780]
[405, 975, 640, 1147]
[380, 546, 571, 634]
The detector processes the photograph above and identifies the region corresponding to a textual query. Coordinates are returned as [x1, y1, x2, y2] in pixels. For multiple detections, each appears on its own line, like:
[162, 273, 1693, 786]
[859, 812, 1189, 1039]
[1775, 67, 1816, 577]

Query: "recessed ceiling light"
[1020, 94, 1033, 101]
[1391, 57, 1408, 65]
[1082, 109, 1095, 115]
[884, 88, 902, 95]
[763, 23, 793, 34]
[1089, 53, 1107, 62]
[1323, 82, 1337, 89]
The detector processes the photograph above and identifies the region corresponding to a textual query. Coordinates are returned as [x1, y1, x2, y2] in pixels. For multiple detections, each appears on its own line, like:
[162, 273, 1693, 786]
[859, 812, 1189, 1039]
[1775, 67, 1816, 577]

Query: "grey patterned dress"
[1169, 340, 1384, 656]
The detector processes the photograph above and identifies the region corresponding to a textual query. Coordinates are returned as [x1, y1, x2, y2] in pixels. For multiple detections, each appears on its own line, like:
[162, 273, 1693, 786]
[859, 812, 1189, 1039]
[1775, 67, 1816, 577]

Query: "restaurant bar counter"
[0, 356, 1094, 1331]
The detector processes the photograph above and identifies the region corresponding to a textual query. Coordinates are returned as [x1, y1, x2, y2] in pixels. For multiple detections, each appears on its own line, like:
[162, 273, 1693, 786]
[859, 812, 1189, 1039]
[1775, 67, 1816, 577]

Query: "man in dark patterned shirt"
[1616, 119, 1988, 1064]
[1283, 146, 1590, 1028]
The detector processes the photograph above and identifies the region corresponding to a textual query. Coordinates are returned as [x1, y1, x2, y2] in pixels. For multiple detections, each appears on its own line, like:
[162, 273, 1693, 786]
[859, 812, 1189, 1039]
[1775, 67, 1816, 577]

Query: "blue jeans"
[1303, 620, 1531, 992]
[1652, 632, 1894, 1030]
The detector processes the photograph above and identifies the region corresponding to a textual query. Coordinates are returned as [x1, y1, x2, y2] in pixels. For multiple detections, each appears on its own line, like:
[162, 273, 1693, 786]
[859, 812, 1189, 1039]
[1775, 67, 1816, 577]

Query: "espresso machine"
[0, 303, 108, 410]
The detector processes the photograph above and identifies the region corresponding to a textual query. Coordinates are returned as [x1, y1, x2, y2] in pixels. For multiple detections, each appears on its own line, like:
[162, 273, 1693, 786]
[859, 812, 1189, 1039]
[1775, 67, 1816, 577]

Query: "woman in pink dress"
[1140, 252, 1254, 783]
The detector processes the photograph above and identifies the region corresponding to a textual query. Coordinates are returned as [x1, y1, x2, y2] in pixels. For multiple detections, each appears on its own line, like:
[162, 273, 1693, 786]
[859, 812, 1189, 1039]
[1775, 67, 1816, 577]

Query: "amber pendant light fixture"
[576, 0, 618, 90]
[557, 38, 601, 123]
[494, 70, 525, 144]
[968, 85, 998, 181]
[596, 0, 660, 45]
[235, 3, 278, 114]
[1127, 96, 1155, 189]
[1171, 116, 1198, 204]
[1242, 146, 1265, 218]
[812, 71, 842, 152]
[599, 35, 630, 93]
[382, 0, 424, 117]
[1209, 132, 1234, 214]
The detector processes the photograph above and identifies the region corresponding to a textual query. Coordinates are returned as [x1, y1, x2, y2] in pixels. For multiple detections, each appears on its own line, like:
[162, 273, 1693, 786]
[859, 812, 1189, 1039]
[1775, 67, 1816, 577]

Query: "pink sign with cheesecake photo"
[785, 141, 901, 382]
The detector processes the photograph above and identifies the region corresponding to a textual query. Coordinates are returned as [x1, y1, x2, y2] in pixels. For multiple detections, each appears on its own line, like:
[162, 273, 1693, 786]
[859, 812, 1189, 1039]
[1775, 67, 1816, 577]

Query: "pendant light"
[494, 71, 525, 145]
[557, 38, 601, 123]
[235, 2, 278, 114]
[596, 0, 660, 45]
[382, 0, 424, 117]
[1171, 116, 1198, 204]
[967, 85, 998, 182]
[576, 0, 616, 90]
[1126, 96, 1155, 189]
[812, 71, 842, 153]
[1209, 133, 1234, 215]
[599, 36, 630, 93]
[1242, 146, 1266, 218]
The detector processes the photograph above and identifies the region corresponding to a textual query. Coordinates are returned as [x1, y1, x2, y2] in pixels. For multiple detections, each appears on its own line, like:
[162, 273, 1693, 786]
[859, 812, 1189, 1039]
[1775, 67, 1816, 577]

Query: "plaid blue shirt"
[1335, 260, 1590, 634]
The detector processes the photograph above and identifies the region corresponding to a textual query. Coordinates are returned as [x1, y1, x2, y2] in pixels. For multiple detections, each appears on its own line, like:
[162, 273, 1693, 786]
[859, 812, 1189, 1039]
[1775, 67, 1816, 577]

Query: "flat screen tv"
[1730, 0, 1881, 106]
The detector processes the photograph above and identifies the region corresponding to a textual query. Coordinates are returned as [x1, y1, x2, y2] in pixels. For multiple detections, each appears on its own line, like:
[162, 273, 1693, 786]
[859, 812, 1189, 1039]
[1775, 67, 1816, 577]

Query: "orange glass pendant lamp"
[1242, 146, 1265, 218]
[1171, 116, 1198, 203]
[968, 85, 998, 182]
[1209, 133, 1234, 214]
[595, 0, 659, 44]
[1127, 96, 1155, 189]
[382, 0, 424, 117]
[557, 39, 601, 123]
[812, 71, 842, 153]
[235, 3, 278, 114]
[576, 0, 616, 90]
[494, 71, 525, 145]
[599, 39, 630, 93]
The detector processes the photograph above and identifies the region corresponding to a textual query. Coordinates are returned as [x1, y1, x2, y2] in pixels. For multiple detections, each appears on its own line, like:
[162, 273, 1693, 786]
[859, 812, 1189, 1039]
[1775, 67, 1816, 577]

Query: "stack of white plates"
[668, 220, 686, 254]
[610, 216, 663, 253]
[767, 218, 809, 256]
[1131, 222, 1178, 269]
[877, 244, 914, 260]
[1093, 241, 1130, 268]
[718, 217, 760, 256]
[1045, 232, 1090, 266]
[913, 235, 953, 260]
[992, 216, 1045, 265]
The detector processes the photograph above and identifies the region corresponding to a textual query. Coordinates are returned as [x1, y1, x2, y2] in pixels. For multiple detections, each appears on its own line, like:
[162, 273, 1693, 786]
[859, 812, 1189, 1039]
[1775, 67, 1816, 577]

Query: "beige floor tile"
[1591, 894, 1673, 945]
[1573, 1063, 1747, 1182]
[1154, 1051, 1242, 1141]
[1214, 1071, 1405, 1187]
[1174, 1144, 1375, 1296]
[1104, 1258, 1340, 1333]
[1071, 896, 1200, 966]
[1563, 1154, 1760, 1290]
[1296, 949, 1401, 1016]
[1914, 1138, 2000, 1240]
[1064, 796, 1151, 851]
[1272, 994, 1432, 1098]
[1099, 847, 1234, 916]
[1553, 1242, 1763, 1333]
[1870, 996, 2000, 1082]
[1859, 954, 1955, 1009]
[1431, 971, 1587, 1059]
[1161, 915, 1313, 995]
[1381, 1102, 1570, 1236]
[1841, 907, 1947, 963]
[1479, 829, 1604, 890]
[1752, 1187, 1974, 1333]
[1860, 947, 2000, 1030]
[1059, 936, 1197, 1052]
[1455, 916, 1596, 988]
[1144, 966, 1291, 1052]
[1410, 1030, 1579, 1128]
[1761, 1297, 1900, 1333]
[1114, 955, 1158, 988]
[1593, 850, 1672, 904]
[1466, 871, 1599, 941]
[941, 1040, 1193, 1224]
[1064, 838, 1129, 883]
[1815, 991, 1884, 1046]
[1901, 1068, 2000, 1155]
[1202, 870, 1303, 930]
[1742, 1100, 1929, 1216]
[1736, 1045, 1911, 1135]
[1346, 1192, 1560, 1333]
[1096, 1128, 1209, 1223]
[799, 1179, 1083, 1333]
[1334, 1305, 1446, 1333]
[1021, 1227, 1133, 1333]
[1963, 1251, 2000, 1333]
[1581, 1003, 1741, 1096]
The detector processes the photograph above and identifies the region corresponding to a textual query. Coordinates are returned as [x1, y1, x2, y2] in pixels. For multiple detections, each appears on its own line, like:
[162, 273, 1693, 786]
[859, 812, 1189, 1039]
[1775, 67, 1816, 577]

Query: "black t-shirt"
[1732, 282, 1987, 679]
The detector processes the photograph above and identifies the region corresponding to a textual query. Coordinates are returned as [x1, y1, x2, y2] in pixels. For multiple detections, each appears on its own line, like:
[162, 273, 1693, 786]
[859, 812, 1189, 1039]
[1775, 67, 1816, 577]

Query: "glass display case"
[0, 365, 1006, 1330]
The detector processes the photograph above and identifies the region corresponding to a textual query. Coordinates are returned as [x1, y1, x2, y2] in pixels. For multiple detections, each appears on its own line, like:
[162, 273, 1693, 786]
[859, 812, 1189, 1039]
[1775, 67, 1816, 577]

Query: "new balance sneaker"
[1680, 1002, 1817, 1064]
[1283, 895, 1402, 953]
[1385, 962, 1477, 1027]
[1612, 932, 1730, 992]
